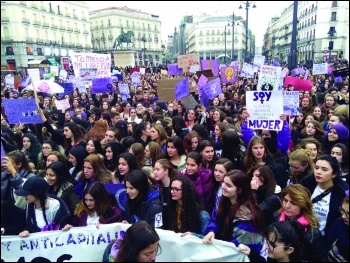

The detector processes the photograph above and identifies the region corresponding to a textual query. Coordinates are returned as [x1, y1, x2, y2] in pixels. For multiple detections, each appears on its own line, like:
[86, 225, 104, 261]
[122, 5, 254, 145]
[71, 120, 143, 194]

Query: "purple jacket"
[241, 120, 291, 155]
[179, 168, 212, 211]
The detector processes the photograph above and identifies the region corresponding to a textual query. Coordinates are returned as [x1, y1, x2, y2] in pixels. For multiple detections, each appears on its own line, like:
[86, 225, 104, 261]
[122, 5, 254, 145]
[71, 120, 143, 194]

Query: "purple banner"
[220, 66, 238, 83]
[272, 61, 280, 67]
[201, 78, 221, 100]
[167, 64, 183, 75]
[91, 77, 114, 94]
[2, 98, 42, 124]
[283, 76, 313, 91]
[200, 60, 219, 77]
[175, 77, 189, 100]
[57, 82, 74, 95]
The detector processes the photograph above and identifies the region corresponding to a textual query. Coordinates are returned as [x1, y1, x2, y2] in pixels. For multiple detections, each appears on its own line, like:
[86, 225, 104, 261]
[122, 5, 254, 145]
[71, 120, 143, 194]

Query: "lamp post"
[224, 25, 227, 64]
[141, 36, 147, 66]
[239, 1, 256, 63]
[232, 12, 235, 60]
[328, 27, 336, 63]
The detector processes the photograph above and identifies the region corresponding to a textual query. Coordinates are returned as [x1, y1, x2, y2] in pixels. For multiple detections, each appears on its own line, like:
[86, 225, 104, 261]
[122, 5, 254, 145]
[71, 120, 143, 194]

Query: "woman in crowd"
[185, 109, 199, 131]
[129, 143, 146, 170]
[182, 131, 202, 155]
[178, 151, 212, 213]
[15, 176, 71, 236]
[37, 139, 65, 174]
[239, 220, 305, 262]
[21, 133, 42, 168]
[68, 146, 89, 180]
[103, 142, 125, 173]
[288, 149, 314, 185]
[143, 141, 163, 174]
[198, 140, 217, 171]
[300, 120, 325, 142]
[326, 194, 349, 262]
[150, 124, 168, 152]
[74, 154, 112, 200]
[249, 165, 281, 226]
[45, 161, 80, 215]
[162, 136, 186, 172]
[208, 158, 235, 217]
[321, 106, 336, 130]
[323, 124, 349, 154]
[203, 170, 265, 254]
[46, 151, 69, 170]
[123, 170, 163, 227]
[113, 152, 140, 184]
[291, 113, 318, 148]
[212, 122, 227, 158]
[220, 130, 244, 170]
[133, 122, 152, 149]
[1, 150, 36, 204]
[301, 155, 349, 238]
[127, 107, 142, 124]
[119, 102, 131, 120]
[278, 184, 326, 262]
[88, 119, 108, 141]
[165, 176, 210, 238]
[294, 137, 323, 161]
[103, 221, 161, 262]
[331, 143, 349, 184]
[86, 138, 104, 158]
[63, 182, 122, 229]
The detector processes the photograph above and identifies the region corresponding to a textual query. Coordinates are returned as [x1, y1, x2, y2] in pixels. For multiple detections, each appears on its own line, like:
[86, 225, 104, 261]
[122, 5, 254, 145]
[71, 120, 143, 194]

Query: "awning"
[46, 57, 60, 66]
[28, 60, 49, 65]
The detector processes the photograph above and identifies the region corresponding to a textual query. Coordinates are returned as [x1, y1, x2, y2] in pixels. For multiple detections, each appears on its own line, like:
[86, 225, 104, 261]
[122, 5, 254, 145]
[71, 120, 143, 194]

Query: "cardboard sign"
[196, 69, 214, 79]
[180, 95, 199, 111]
[157, 78, 184, 102]
[177, 53, 197, 69]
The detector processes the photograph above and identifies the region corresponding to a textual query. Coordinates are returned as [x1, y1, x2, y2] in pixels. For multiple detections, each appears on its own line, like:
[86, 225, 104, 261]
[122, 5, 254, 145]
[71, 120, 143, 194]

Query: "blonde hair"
[289, 149, 314, 183]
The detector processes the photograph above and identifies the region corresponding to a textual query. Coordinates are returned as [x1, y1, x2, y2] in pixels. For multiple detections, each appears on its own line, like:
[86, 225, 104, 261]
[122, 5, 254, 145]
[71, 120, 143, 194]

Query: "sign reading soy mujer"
[246, 91, 284, 131]
[71, 53, 111, 78]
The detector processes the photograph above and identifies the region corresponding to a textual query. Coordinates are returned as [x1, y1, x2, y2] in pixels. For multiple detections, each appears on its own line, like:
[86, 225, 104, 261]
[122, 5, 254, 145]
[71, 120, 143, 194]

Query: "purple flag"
[167, 64, 178, 75]
[200, 90, 210, 111]
[220, 66, 238, 83]
[201, 78, 221, 100]
[299, 68, 306, 75]
[197, 74, 208, 96]
[2, 98, 43, 124]
[334, 76, 342, 83]
[200, 60, 219, 77]
[91, 77, 114, 94]
[272, 61, 280, 67]
[175, 77, 189, 100]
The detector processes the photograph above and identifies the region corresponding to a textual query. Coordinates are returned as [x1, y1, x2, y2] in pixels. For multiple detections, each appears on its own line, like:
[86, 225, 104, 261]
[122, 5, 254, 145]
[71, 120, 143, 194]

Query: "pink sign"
[283, 76, 313, 91]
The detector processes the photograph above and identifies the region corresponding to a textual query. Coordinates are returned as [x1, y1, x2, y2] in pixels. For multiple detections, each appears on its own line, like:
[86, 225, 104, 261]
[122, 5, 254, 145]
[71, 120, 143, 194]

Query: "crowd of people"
[1, 61, 349, 262]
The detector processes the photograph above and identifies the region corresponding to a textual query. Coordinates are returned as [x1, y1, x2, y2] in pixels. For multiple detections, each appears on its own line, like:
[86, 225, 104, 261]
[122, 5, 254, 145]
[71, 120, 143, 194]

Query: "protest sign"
[118, 83, 131, 102]
[71, 53, 111, 78]
[27, 68, 40, 82]
[196, 69, 214, 79]
[246, 91, 283, 131]
[79, 68, 97, 82]
[131, 72, 141, 86]
[91, 77, 114, 94]
[197, 74, 208, 95]
[5, 75, 14, 89]
[281, 68, 289, 78]
[175, 77, 189, 100]
[1, 223, 249, 262]
[201, 78, 221, 100]
[200, 60, 219, 77]
[177, 53, 197, 69]
[157, 78, 184, 102]
[50, 66, 59, 76]
[253, 55, 265, 72]
[189, 64, 200, 73]
[283, 76, 313, 91]
[20, 76, 32, 87]
[241, 63, 254, 78]
[257, 65, 282, 91]
[2, 99, 42, 124]
[139, 68, 146, 74]
[57, 82, 75, 95]
[59, 69, 68, 80]
[167, 64, 179, 75]
[220, 66, 238, 83]
[55, 98, 70, 110]
[332, 67, 349, 77]
[312, 63, 328, 75]
[160, 69, 168, 75]
[180, 95, 199, 111]
[283, 91, 300, 116]
[230, 60, 241, 70]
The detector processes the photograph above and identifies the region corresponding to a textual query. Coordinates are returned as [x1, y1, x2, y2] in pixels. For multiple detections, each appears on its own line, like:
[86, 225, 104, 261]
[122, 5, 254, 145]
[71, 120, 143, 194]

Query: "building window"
[331, 1, 338, 7]
[108, 19, 111, 26]
[26, 46, 33, 55]
[331, 12, 337, 21]
[37, 48, 43, 55]
[6, 46, 14, 55]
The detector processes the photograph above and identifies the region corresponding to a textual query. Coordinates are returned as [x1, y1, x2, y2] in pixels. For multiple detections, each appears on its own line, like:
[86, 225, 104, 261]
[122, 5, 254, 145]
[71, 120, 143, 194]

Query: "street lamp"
[239, 1, 256, 63]
[231, 12, 235, 60]
[161, 43, 165, 65]
[141, 36, 147, 66]
[328, 27, 336, 63]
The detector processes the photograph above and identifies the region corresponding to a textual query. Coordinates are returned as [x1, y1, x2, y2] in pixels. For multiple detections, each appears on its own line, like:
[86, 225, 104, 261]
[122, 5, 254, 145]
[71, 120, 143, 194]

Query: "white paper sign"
[283, 91, 300, 116]
[50, 66, 59, 76]
[71, 53, 111, 78]
[5, 75, 14, 88]
[59, 69, 68, 80]
[253, 55, 265, 72]
[241, 63, 254, 78]
[246, 91, 284, 131]
[257, 65, 282, 91]
[1, 223, 249, 262]
[189, 64, 200, 73]
[55, 98, 70, 110]
[27, 68, 40, 83]
[312, 63, 328, 75]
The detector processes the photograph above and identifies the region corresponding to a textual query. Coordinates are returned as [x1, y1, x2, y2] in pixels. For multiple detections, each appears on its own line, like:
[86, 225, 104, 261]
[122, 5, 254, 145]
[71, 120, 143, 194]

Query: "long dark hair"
[115, 152, 140, 183]
[46, 161, 76, 195]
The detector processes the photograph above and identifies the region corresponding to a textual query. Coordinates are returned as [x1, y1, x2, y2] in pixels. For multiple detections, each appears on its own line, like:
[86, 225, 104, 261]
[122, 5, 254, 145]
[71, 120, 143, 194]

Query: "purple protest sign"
[200, 90, 210, 111]
[57, 82, 74, 95]
[334, 76, 342, 83]
[201, 78, 221, 99]
[197, 74, 208, 96]
[200, 60, 219, 77]
[2, 98, 43, 124]
[272, 61, 280, 67]
[220, 66, 238, 83]
[283, 76, 313, 91]
[20, 76, 32, 87]
[167, 64, 178, 75]
[175, 77, 189, 100]
[91, 77, 114, 94]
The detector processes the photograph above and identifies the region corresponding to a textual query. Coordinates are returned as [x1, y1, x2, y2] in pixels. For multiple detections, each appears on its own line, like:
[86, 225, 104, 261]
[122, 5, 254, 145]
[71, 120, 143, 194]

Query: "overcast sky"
[88, 1, 293, 46]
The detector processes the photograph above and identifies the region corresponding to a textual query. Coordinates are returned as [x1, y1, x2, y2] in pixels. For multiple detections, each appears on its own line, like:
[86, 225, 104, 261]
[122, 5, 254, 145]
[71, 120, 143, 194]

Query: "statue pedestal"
[113, 51, 135, 68]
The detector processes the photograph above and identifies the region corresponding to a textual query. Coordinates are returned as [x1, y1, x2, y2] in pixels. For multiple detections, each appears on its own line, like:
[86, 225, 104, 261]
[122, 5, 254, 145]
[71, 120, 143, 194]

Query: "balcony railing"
[42, 22, 49, 28]
[73, 14, 78, 19]
[41, 6, 47, 11]
[67, 27, 73, 32]
[36, 38, 43, 43]
[22, 18, 30, 24]
[26, 37, 34, 43]
[30, 3, 38, 9]
[1, 16, 10, 22]
[76, 44, 83, 48]
[65, 13, 71, 18]
[82, 16, 87, 21]
[83, 30, 89, 35]
[59, 26, 66, 31]
[51, 25, 58, 29]
[33, 20, 41, 26]
[74, 29, 81, 33]
[2, 37, 13, 43]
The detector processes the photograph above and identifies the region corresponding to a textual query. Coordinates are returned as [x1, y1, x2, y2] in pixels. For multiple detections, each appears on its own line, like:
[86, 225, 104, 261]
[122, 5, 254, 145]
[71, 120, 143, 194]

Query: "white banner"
[71, 53, 111, 78]
[312, 63, 328, 75]
[253, 55, 265, 72]
[257, 65, 282, 91]
[246, 91, 284, 131]
[283, 91, 300, 116]
[27, 68, 40, 83]
[1, 223, 249, 262]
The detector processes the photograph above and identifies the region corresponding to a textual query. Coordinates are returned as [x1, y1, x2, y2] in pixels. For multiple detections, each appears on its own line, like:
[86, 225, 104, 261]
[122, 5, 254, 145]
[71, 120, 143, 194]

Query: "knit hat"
[15, 176, 48, 196]
[330, 124, 349, 140]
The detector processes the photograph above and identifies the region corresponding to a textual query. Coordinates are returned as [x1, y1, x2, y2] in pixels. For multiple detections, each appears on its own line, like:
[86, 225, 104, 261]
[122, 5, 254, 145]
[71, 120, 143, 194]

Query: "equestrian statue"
[113, 30, 135, 50]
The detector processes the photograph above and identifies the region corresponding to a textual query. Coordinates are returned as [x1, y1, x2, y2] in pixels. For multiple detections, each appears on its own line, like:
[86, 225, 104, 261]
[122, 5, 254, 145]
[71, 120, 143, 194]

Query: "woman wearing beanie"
[323, 124, 349, 154]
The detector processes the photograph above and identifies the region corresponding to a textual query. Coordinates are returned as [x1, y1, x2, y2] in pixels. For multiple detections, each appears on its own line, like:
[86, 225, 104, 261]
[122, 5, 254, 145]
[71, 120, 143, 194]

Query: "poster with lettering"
[131, 72, 141, 86]
[257, 65, 282, 91]
[5, 75, 14, 88]
[79, 68, 97, 82]
[57, 82, 74, 95]
[246, 91, 284, 131]
[312, 63, 328, 75]
[71, 53, 111, 78]
[201, 78, 221, 100]
[220, 66, 238, 83]
[283, 91, 299, 116]
[55, 98, 70, 110]
[2, 99, 42, 124]
[119, 83, 130, 102]
[177, 53, 198, 69]
[253, 55, 265, 72]
[91, 77, 114, 94]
